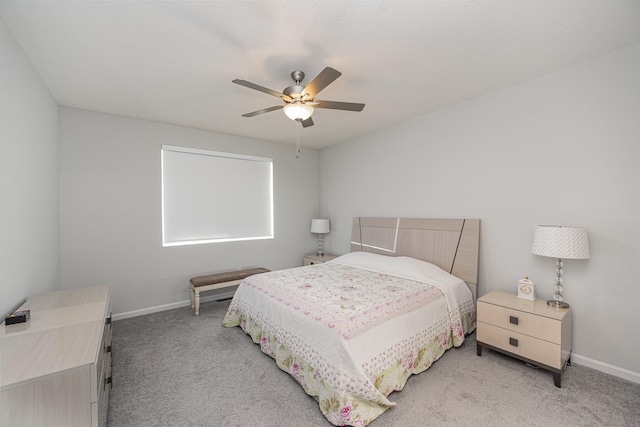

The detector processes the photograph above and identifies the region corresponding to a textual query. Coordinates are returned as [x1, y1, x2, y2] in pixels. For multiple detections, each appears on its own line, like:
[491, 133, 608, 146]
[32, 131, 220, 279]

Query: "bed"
[223, 217, 480, 426]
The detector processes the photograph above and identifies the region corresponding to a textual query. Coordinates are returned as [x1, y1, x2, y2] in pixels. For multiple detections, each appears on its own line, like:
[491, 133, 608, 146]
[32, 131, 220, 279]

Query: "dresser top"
[478, 290, 570, 321]
[1, 285, 110, 390]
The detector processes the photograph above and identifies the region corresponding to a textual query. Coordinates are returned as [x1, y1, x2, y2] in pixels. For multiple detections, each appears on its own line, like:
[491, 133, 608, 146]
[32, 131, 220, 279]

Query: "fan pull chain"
[295, 119, 301, 158]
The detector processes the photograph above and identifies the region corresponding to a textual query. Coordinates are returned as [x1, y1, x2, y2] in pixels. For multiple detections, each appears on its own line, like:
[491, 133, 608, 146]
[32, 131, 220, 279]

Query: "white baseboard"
[114, 297, 640, 386]
[112, 290, 236, 321]
[571, 353, 640, 385]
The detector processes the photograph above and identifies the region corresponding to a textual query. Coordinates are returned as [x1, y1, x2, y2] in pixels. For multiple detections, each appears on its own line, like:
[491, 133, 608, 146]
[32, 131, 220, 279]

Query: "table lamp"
[310, 219, 330, 256]
[531, 225, 590, 309]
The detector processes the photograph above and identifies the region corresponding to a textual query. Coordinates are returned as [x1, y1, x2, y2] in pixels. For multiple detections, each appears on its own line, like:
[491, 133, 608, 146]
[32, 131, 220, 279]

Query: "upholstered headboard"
[350, 218, 480, 300]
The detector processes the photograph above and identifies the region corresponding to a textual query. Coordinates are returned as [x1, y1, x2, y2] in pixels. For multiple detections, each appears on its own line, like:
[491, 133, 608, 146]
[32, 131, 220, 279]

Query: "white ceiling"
[2, 1, 640, 149]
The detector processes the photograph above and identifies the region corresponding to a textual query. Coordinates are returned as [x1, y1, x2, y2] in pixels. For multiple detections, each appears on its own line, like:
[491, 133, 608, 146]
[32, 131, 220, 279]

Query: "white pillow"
[330, 251, 460, 287]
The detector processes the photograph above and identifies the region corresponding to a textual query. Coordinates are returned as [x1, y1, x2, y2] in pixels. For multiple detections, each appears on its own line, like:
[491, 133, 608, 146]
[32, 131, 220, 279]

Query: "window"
[161, 145, 273, 246]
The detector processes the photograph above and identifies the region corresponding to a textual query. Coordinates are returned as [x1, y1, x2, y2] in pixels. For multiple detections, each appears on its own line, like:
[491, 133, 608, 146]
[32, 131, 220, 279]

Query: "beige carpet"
[107, 299, 640, 426]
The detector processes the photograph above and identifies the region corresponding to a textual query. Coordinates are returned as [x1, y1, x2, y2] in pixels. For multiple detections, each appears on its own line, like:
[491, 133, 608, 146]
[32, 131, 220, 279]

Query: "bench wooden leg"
[190, 286, 195, 309]
[194, 290, 200, 316]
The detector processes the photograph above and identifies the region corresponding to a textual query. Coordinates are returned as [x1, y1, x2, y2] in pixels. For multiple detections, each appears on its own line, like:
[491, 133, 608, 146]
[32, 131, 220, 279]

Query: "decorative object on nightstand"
[310, 218, 330, 256]
[517, 277, 536, 301]
[531, 225, 590, 309]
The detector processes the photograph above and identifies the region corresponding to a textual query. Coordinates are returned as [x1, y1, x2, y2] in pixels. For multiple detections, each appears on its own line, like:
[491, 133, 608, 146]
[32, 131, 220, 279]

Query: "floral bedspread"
[223, 252, 476, 426]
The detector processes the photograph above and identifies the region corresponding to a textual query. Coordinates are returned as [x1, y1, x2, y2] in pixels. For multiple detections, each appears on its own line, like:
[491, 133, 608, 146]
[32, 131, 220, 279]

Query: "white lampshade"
[310, 219, 330, 234]
[284, 103, 314, 121]
[531, 225, 590, 259]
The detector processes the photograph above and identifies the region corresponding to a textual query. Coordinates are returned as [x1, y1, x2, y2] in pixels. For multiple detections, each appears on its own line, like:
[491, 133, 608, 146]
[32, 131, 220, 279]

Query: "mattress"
[223, 252, 476, 426]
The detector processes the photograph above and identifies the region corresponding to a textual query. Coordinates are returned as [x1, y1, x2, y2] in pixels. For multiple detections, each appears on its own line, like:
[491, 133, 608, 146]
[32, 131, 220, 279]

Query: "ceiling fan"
[232, 67, 365, 128]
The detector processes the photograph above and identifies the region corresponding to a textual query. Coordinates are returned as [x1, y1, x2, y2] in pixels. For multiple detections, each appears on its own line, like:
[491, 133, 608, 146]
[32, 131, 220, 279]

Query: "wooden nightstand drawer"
[477, 322, 563, 369]
[478, 301, 561, 344]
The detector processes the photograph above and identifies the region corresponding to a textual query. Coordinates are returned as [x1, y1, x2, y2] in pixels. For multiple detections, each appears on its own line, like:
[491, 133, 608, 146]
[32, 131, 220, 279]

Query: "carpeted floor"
[107, 299, 640, 427]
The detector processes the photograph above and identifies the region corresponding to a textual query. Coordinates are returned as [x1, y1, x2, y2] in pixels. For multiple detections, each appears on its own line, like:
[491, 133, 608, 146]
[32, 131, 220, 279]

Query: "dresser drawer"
[93, 349, 111, 427]
[93, 311, 112, 427]
[92, 315, 111, 403]
[478, 301, 561, 344]
[477, 322, 563, 369]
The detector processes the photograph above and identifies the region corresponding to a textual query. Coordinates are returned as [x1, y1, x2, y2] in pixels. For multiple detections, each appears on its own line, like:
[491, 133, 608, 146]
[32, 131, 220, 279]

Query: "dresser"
[476, 290, 571, 387]
[303, 253, 337, 266]
[0, 285, 112, 426]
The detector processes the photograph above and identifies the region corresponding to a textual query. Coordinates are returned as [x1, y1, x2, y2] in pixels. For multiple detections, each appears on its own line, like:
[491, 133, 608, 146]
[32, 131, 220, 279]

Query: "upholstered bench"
[189, 267, 269, 316]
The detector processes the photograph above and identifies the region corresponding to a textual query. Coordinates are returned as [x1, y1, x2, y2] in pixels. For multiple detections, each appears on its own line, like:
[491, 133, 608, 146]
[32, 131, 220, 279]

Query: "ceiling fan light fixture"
[283, 103, 314, 121]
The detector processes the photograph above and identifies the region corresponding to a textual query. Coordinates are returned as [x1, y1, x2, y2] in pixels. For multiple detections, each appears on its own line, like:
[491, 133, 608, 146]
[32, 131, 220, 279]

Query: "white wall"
[0, 18, 60, 316]
[320, 44, 640, 378]
[59, 108, 320, 315]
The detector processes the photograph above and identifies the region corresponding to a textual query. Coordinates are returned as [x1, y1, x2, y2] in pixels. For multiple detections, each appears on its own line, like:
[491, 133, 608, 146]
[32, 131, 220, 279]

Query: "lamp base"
[547, 300, 570, 309]
[316, 233, 324, 257]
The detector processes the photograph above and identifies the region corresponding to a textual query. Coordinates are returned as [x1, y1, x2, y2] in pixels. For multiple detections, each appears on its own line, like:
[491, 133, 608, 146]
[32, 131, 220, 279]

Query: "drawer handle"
[509, 337, 519, 347]
[509, 316, 519, 325]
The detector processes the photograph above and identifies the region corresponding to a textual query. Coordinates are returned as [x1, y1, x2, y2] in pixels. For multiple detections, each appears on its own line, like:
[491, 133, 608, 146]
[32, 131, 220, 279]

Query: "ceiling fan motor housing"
[283, 85, 305, 98]
[283, 71, 307, 99]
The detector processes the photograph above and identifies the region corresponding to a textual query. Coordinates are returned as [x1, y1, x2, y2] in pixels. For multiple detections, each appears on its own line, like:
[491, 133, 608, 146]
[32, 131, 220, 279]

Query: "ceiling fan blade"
[233, 79, 291, 101]
[242, 105, 284, 117]
[303, 67, 342, 98]
[300, 117, 314, 128]
[314, 100, 365, 112]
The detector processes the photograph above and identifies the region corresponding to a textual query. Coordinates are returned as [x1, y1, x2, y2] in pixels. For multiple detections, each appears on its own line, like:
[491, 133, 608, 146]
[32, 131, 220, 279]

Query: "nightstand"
[303, 254, 337, 266]
[476, 290, 572, 387]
